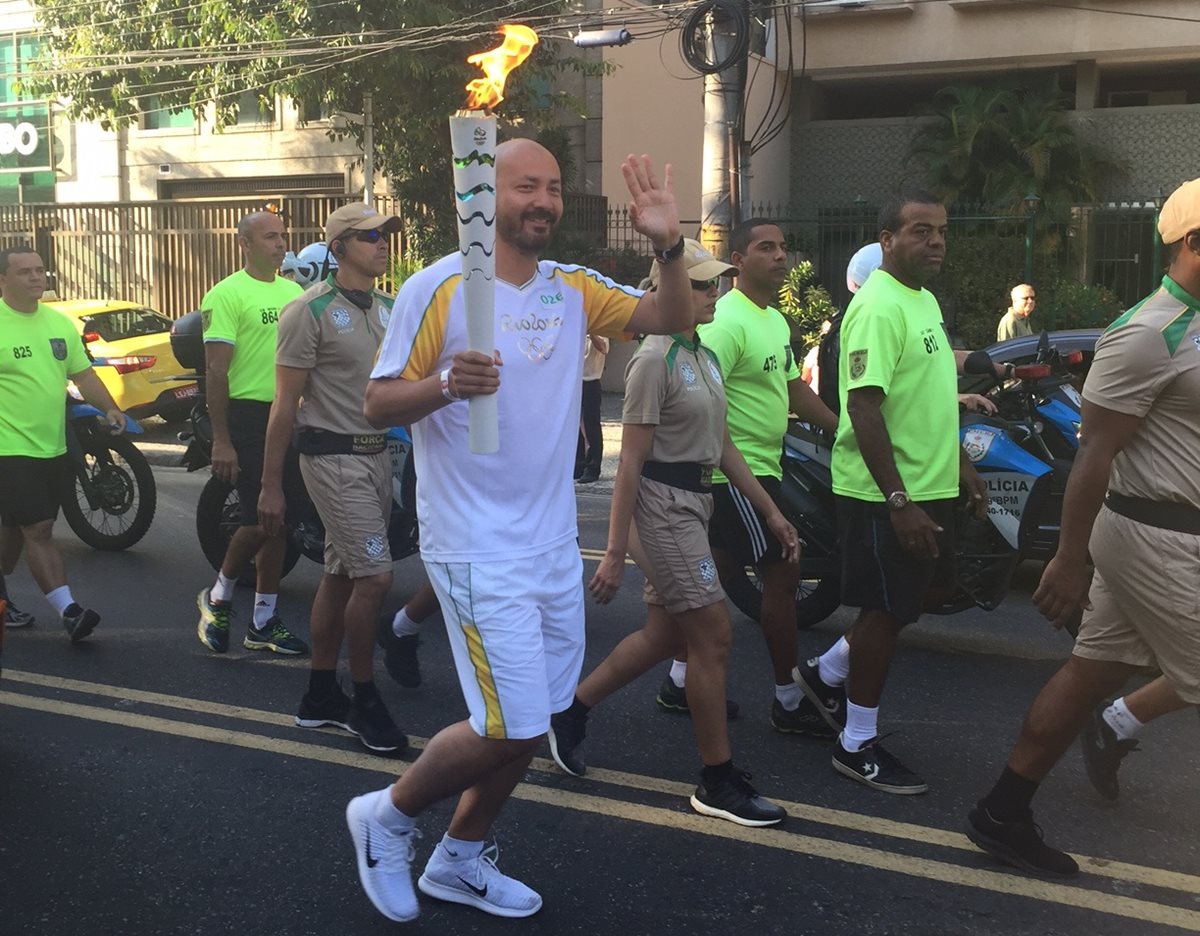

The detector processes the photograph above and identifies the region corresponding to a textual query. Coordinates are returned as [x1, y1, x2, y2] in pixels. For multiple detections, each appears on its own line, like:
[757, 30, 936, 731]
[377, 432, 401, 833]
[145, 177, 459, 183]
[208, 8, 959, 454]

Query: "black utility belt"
[294, 428, 387, 456]
[1105, 491, 1200, 536]
[641, 460, 714, 493]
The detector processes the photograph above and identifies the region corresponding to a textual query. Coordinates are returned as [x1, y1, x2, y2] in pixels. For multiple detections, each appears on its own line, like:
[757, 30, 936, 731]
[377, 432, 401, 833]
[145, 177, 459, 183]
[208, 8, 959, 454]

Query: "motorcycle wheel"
[61, 434, 157, 551]
[196, 476, 301, 586]
[723, 566, 841, 630]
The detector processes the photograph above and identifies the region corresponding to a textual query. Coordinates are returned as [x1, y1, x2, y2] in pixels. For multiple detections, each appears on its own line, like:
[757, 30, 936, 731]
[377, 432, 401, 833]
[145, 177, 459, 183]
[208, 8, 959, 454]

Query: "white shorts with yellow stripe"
[425, 540, 585, 740]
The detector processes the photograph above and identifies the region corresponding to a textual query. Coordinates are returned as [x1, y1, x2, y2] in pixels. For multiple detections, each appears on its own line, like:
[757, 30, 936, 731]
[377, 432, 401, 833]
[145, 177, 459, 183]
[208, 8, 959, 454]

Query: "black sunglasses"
[349, 228, 387, 244]
[690, 277, 720, 291]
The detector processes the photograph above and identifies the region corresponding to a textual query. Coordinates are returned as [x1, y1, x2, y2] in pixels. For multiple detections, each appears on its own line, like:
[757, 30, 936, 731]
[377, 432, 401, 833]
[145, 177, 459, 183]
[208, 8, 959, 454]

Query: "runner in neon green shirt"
[659, 220, 837, 735]
[196, 210, 308, 658]
[0, 246, 128, 642]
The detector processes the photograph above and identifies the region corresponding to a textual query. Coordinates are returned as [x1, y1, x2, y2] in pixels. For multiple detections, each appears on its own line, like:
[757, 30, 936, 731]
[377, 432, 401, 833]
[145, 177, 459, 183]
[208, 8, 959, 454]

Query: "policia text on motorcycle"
[0, 245, 127, 642]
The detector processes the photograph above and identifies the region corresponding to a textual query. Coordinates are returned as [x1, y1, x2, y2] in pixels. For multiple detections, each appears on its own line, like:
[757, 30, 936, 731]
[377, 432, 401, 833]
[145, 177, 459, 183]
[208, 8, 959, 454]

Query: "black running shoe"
[655, 676, 739, 720]
[62, 604, 100, 644]
[832, 734, 928, 795]
[377, 613, 422, 689]
[295, 685, 354, 732]
[794, 658, 846, 732]
[349, 695, 409, 755]
[547, 709, 588, 777]
[690, 769, 786, 827]
[770, 697, 835, 738]
[244, 616, 309, 655]
[1080, 702, 1138, 801]
[966, 805, 1079, 879]
[6, 600, 36, 629]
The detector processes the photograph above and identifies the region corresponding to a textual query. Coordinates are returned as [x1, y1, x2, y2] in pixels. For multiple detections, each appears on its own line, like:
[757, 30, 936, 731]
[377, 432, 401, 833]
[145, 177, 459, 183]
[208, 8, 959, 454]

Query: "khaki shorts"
[633, 478, 724, 614]
[1074, 506, 1200, 704]
[299, 451, 392, 578]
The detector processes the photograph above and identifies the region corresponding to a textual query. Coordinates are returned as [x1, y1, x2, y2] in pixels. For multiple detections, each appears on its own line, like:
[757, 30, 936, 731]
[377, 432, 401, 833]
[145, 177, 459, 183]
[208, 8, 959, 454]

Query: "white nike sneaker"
[345, 789, 421, 922]
[417, 839, 543, 918]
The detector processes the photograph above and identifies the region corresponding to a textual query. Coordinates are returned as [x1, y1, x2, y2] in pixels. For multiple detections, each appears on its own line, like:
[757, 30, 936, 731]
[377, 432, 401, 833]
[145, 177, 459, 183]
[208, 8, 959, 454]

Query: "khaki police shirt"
[622, 333, 727, 467]
[276, 279, 392, 437]
[1083, 275, 1200, 506]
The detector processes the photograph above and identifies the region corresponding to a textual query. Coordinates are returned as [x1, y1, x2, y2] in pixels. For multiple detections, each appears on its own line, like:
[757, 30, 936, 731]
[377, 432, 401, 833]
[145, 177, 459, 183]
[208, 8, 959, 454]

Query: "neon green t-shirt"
[832, 269, 960, 502]
[201, 270, 303, 402]
[0, 300, 93, 457]
[697, 288, 800, 481]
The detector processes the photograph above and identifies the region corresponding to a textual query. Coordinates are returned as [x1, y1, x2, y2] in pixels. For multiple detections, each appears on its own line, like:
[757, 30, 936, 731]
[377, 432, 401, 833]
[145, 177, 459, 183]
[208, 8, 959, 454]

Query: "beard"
[498, 209, 559, 255]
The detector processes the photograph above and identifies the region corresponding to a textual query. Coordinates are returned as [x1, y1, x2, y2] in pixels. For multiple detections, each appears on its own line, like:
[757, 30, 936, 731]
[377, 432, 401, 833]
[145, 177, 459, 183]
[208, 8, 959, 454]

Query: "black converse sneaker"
[794, 658, 846, 732]
[832, 734, 928, 795]
[966, 804, 1079, 879]
[690, 769, 786, 827]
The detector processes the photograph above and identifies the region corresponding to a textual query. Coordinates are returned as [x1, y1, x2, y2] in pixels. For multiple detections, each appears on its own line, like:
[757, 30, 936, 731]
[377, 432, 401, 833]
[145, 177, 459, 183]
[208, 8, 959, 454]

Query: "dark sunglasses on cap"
[690, 277, 720, 291]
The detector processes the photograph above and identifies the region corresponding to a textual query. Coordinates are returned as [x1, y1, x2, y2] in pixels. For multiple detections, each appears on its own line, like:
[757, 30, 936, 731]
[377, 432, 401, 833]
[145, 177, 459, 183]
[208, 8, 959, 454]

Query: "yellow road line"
[4, 689, 1199, 933]
[7, 669, 1200, 898]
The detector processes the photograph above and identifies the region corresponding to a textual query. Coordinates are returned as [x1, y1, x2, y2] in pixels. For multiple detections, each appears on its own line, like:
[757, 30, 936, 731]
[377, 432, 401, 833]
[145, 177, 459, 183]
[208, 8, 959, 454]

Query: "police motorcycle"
[721, 247, 1083, 628]
[168, 243, 419, 585]
[62, 381, 156, 551]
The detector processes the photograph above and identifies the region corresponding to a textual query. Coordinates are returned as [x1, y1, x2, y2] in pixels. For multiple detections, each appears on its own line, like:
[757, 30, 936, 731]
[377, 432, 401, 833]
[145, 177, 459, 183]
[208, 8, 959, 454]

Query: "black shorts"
[837, 495, 957, 626]
[709, 476, 788, 567]
[0, 455, 71, 526]
[227, 399, 306, 527]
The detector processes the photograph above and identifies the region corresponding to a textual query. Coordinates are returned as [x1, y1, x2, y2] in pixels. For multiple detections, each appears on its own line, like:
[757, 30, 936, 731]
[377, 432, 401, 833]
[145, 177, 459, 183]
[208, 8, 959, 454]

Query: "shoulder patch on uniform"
[1161, 307, 1196, 356]
[201, 308, 212, 330]
[308, 291, 337, 320]
[848, 349, 868, 380]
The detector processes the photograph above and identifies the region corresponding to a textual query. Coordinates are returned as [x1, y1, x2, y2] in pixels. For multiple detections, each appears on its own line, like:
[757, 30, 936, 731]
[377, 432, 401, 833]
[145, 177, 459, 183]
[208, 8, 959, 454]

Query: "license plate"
[173, 385, 199, 400]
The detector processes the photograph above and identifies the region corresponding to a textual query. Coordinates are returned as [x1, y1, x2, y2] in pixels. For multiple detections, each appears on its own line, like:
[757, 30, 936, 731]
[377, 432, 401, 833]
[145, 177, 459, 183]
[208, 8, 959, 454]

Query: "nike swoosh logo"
[457, 876, 488, 897]
[365, 827, 379, 868]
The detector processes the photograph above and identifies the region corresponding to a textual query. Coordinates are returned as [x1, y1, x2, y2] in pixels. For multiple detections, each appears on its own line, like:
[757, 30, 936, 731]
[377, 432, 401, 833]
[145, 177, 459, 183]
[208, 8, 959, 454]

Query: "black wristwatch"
[886, 490, 911, 511]
[653, 236, 685, 265]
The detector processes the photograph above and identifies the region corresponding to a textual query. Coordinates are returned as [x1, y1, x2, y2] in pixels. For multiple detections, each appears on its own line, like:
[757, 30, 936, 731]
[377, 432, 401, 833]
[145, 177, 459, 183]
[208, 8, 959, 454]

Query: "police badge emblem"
[49, 337, 67, 360]
[849, 349, 868, 381]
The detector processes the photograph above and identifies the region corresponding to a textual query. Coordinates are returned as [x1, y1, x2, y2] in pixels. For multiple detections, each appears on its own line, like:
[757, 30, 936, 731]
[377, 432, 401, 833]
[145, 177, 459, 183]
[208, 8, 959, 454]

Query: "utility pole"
[699, 4, 748, 263]
[362, 91, 374, 205]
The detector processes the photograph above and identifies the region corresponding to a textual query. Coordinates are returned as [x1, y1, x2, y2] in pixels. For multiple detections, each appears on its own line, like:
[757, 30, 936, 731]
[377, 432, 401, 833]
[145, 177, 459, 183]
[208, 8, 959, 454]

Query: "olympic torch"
[450, 24, 538, 454]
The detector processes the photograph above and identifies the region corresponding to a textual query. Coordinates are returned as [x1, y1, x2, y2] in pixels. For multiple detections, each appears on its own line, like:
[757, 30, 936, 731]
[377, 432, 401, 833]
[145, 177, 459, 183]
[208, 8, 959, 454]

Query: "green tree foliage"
[29, 0, 599, 256]
[778, 260, 836, 348]
[905, 79, 1123, 217]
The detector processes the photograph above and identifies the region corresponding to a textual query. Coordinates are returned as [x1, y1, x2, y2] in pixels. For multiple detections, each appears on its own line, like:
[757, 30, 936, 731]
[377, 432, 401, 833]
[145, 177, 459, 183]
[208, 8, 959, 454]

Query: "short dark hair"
[878, 190, 943, 236]
[0, 244, 39, 275]
[730, 218, 781, 257]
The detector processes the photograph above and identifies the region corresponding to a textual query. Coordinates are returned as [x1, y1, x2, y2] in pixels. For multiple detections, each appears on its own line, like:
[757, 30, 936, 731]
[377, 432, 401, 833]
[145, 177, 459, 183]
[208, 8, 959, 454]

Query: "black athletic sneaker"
[547, 709, 588, 777]
[6, 600, 36, 629]
[966, 804, 1079, 879]
[62, 604, 100, 644]
[295, 685, 354, 732]
[690, 769, 786, 827]
[832, 734, 928, 795]
[377, 613, 421, 689]
[1080, 702, 1138, 801]
[349, 695, 409, 755]
[244, 616, 309, 655]
[770, 697, 835, 738]
[794, 659, 847, 732]
[655, 676, 739, 720]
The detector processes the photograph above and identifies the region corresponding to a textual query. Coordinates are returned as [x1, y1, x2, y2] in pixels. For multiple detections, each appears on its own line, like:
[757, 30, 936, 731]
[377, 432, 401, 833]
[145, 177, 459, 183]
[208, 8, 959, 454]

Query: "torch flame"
[464, 24, 539, 111]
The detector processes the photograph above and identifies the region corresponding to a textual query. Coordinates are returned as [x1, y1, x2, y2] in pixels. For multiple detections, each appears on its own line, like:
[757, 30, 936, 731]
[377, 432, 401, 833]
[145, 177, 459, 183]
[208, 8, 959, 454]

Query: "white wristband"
[440, 367, 460, 402]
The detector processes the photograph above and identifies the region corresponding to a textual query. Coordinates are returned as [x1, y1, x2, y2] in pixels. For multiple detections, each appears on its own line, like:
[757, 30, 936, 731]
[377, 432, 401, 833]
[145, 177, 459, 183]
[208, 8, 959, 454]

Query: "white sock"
[252, 593, 278, 628]
[669, 659, 687, 689]
[842, 701, 878, 752]
[440, 834, 484, 861]
[1103, 697, 1144, 741]
[775, 681, 802, 710]
[211, 572, 236, 604]
[392, 608, 421, 638]
[373, 787, 417, 832]
[46, 585, 75, 617]
[818, 636, 851, 687]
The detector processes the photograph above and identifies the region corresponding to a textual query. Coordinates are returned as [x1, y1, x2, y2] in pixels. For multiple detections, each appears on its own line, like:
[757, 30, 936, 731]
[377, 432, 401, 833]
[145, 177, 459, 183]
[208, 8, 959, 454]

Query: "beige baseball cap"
[1157, 178, 1200, 244]
[324, 203, 402, 244]
[647, 238, 737, 287]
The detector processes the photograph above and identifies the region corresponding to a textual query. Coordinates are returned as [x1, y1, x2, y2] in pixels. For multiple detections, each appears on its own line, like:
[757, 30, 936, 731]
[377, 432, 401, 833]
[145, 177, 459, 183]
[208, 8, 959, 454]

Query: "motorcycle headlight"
[1071, 420, 1081, 439]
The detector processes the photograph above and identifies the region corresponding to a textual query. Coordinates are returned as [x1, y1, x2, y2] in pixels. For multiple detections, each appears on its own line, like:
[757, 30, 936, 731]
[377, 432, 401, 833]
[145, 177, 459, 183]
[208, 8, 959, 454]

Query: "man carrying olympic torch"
[349, 49, 694, 928]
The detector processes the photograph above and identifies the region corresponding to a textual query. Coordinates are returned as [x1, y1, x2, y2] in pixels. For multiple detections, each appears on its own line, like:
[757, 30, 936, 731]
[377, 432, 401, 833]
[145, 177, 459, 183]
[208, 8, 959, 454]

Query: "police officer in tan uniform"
[967, 178, 1200, 878]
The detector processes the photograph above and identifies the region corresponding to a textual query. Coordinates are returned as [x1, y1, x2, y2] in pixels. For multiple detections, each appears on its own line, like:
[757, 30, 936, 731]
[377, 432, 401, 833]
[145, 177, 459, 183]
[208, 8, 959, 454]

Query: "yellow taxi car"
[47, 300, 200, 421]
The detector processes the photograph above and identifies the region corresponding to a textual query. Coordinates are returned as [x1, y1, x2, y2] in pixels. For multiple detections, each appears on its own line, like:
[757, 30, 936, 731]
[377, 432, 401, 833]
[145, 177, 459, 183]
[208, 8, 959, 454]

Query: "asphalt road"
[2, 464, 1198, 936]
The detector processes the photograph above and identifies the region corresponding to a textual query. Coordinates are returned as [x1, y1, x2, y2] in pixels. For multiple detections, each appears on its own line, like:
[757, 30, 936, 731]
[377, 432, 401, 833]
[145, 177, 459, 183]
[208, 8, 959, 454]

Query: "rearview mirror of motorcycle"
[962, 350, 996, 377]
[1014, 363, 1052, 380]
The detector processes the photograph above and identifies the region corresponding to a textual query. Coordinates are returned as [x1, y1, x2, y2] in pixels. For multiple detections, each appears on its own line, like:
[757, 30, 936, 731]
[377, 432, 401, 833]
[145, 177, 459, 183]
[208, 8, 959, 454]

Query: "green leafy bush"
[778, 260, 837, 347]
[1037, 280, 1122, 330]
